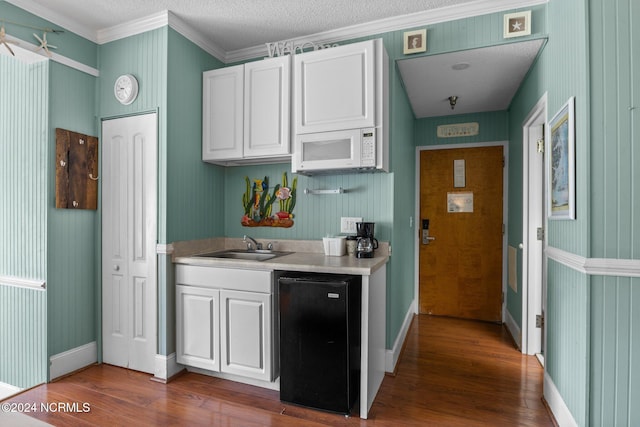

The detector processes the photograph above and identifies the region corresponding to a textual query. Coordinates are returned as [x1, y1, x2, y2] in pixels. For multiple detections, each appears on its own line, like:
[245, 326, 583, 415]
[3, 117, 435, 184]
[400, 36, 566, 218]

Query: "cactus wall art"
[241, 172, 297, 228]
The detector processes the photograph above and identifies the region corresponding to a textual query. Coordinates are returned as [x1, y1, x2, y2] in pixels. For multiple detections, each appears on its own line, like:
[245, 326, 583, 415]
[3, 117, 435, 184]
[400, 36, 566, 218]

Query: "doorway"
[521, 94, 547, 359]
[417, 143, 506, 323]
[101, 113, 158, 374]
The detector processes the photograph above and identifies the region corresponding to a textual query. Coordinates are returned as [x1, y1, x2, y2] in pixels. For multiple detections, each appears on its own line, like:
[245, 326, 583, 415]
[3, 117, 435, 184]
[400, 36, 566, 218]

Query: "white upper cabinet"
[244, 55, 290, 158]
[202, 65, 244, 161]
[294, 40, 376, 134]
[203, 56, 291, 165]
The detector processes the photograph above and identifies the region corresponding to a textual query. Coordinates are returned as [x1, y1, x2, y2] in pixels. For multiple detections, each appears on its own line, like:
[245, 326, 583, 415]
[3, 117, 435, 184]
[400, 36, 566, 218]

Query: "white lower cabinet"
[175, 265, 277, 383]
[220, 290, 272, 381]
[176, 285, 220, 371]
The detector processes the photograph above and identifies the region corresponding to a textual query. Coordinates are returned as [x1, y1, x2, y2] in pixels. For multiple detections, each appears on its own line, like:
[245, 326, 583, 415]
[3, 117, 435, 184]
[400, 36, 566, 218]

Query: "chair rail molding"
[546, 246, 640, 278]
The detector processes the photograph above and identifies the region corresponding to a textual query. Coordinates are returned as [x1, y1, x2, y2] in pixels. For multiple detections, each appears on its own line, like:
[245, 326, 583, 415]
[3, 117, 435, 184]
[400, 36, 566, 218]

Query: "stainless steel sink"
[194, 250, 290, 261]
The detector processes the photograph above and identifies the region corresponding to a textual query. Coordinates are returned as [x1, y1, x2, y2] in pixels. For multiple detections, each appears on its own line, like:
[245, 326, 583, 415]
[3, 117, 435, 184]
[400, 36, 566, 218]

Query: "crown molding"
[225, 0, 549, 63]
[6, 0, 548, 64]
[165, 11, 226, 63]
[97, 10, 168, 44]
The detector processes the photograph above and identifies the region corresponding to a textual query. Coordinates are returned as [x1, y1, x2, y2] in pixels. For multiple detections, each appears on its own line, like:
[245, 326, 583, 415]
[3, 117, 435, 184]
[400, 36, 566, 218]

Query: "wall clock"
[114, 74, 139, 105]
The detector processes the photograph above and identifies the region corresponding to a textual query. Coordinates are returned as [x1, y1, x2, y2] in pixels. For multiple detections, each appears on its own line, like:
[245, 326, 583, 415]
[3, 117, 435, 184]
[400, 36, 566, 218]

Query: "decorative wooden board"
[55, 128, 99, 210]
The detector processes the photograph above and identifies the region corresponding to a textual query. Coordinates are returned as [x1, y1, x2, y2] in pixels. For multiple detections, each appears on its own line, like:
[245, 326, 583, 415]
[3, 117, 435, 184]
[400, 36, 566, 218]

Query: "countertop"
[172, 238, 389, 276]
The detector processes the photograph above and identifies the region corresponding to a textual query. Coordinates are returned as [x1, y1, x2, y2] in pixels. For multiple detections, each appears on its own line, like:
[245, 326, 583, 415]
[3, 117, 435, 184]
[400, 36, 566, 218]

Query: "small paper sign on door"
[447, 192, 474, 213]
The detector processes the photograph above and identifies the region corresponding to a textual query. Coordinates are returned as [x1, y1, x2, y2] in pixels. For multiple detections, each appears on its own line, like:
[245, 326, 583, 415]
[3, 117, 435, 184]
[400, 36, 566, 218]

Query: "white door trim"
[414, 141, 509, 321]
[521, 93, 547, 355]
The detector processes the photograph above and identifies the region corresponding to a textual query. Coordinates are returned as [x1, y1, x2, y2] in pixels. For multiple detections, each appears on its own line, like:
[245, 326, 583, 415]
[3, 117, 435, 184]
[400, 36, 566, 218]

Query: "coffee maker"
[355, 222, 378, 258]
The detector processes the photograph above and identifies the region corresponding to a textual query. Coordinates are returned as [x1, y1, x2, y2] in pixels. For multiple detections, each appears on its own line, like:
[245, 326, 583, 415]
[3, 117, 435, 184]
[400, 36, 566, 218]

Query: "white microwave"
[292, 128, 381, 174]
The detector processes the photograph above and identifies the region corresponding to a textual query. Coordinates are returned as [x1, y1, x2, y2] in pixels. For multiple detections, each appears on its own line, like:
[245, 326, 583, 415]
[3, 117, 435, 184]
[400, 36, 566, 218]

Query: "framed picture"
[503, 10, 531, 38]
[403, 29, 427, 54]
[547, 96, 576, 220]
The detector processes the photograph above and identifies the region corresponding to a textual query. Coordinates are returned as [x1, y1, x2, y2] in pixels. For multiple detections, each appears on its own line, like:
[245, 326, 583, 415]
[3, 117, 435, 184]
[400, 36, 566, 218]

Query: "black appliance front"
[278, 272, 361, 415]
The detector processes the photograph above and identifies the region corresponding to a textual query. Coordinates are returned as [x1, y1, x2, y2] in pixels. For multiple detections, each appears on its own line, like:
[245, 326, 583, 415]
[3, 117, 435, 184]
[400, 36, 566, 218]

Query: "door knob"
[113, 265, 120, 271]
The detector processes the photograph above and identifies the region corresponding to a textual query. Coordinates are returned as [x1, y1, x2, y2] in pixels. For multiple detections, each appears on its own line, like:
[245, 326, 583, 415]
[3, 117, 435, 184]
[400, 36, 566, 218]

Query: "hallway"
[2, 315, 555, 426]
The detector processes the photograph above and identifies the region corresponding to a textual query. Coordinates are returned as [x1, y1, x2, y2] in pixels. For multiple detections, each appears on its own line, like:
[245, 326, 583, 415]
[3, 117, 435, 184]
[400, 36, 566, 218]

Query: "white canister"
[322, 236, 346, 256]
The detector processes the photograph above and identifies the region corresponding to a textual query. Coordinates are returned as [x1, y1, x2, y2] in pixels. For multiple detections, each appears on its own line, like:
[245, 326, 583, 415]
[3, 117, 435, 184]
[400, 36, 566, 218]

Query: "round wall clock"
[114, 74, 139, 105]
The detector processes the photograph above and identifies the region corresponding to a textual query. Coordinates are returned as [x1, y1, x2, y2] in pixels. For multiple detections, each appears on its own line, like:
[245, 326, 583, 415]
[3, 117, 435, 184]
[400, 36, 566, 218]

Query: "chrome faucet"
[243, 235, 262, 251]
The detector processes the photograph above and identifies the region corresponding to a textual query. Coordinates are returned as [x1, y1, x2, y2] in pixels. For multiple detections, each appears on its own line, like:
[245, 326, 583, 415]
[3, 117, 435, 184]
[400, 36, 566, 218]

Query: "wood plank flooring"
[3, 315, 555, 426]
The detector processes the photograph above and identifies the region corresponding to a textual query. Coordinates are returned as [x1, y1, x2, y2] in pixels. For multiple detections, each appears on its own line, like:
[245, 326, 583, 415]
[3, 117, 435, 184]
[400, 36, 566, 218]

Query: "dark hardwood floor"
[3, 315, 555, 426]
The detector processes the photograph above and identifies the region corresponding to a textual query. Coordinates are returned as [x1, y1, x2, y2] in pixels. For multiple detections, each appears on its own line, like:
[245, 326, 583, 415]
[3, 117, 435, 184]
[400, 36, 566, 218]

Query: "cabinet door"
[220, 289, 273, 381]
[244, 55, 291, 158]
[203, 65, 244, 162]
[176, 285, 220, 371]
[295, 40, 375, 134]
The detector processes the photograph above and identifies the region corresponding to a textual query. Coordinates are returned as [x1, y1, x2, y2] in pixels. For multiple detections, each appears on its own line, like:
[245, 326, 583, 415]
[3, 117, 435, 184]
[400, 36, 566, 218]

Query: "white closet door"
[102, 113, 157, 374]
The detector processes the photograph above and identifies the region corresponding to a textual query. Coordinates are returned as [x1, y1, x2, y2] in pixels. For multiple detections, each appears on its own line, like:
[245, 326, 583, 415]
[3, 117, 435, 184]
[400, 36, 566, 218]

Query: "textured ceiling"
[4, 0, 545, 118]
[397, 39, 545, 117]
[7, 0, 479, 52]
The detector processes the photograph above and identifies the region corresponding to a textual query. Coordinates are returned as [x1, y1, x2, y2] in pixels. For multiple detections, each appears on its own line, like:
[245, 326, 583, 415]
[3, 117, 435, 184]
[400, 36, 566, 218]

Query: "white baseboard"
[154, 353, 184, 381]
[386, 300, 416, 373]
[544, 372, 578, 427]
[0, 382, 22, 400]
[49, 342, 97, 380]
[504, 309, 522, 351]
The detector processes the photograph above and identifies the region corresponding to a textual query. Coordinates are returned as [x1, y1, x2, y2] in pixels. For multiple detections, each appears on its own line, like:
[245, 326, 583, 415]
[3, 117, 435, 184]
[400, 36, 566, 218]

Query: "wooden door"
[419, 146, 503, 322]
[102, 113, 157, 373]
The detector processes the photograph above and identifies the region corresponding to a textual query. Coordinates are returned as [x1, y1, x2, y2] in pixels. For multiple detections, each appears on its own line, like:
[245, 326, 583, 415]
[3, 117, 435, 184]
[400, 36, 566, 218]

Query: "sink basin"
[194, 250, 290, 262]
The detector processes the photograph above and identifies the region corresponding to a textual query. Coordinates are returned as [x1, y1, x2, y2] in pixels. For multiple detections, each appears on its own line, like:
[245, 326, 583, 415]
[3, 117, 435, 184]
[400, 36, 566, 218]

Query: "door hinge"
[537, 138, 545, 153]
[502, 156, 505, 167]
[536, 314, 544, 328]
[502, 223, 506, 235]
[537, 227, 544, 241]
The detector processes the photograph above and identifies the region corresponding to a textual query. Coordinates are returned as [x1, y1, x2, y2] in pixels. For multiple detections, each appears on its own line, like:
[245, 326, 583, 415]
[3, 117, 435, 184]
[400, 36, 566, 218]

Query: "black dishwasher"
[278, 272, 361, 415]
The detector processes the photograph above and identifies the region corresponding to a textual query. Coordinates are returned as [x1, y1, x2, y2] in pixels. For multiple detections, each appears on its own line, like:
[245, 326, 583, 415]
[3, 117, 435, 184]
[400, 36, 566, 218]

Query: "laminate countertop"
[173, 250, 388, 276]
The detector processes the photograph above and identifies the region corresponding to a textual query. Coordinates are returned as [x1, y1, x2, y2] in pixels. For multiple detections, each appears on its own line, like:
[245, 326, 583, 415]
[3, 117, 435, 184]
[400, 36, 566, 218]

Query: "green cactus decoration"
[242, 176, 252, 215]
[241, 172, 295, 228]
[287, 176, 297, 214]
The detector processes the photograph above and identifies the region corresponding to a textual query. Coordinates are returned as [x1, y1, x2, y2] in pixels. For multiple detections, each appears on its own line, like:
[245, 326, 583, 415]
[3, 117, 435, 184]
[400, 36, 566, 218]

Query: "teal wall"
[3, 3, 639, 425]
[223, 165, 394, 240]
[163, 29, 225, 355]
[0, 1, 97, 68]
[415, 111, 510, 145]
[385, 31, 417, 350]
[47, 62, 98, 358]
[166, 28, 225, 243]
[590, 276, 640, 426]
[541, 0, 590, 425]
[0, 55, 49, 388]
[589, 0, 639, 260]
[546, 261, 590, 426]
[586, 0, 640, 425]
[505, 52, 545, 330]
[98, 27, 226, 356]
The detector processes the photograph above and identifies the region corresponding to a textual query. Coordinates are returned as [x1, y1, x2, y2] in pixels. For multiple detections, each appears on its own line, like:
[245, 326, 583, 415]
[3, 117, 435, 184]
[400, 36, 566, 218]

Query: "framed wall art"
[503, 10, 531, 38]
[547, 96, 576, 220]
[403, 29, 426, 54]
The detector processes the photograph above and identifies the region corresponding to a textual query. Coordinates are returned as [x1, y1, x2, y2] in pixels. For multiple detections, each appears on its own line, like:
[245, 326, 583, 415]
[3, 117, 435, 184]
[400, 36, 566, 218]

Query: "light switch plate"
[340, 217, 362, 234]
